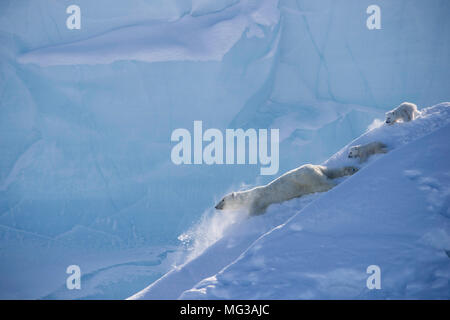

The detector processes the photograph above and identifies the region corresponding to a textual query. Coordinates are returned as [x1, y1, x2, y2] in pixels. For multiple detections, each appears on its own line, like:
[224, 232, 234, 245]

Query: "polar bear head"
[341, 166, 359, 176]
[348, 146, 360, 158]
[215, 192, 246, 211]
[386, 110, 400, 125]
[385, 110, 397, 124]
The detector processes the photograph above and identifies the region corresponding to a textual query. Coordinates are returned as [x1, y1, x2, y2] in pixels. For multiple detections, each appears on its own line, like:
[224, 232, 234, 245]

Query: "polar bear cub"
[385, 102, 420, 125]
[215, 164, 358, 215]
[348, 142, 388, 163]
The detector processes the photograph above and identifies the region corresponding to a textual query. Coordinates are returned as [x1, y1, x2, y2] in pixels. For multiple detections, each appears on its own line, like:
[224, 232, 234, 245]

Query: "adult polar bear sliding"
[385, 102, 420, 125]
[215, 164, 358, 215]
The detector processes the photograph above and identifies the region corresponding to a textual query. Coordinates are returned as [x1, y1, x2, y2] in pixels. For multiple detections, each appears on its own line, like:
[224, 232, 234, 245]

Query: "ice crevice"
[345, 42, 379, 109]
[295, 0, 337, 102]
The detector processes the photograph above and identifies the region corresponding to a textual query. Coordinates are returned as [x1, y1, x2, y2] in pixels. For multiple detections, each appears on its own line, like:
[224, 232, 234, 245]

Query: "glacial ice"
[0, 0, 449, 299]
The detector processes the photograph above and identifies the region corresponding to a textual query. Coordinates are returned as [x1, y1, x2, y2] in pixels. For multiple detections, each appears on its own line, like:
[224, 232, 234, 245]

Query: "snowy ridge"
[130, 103, 450, 299]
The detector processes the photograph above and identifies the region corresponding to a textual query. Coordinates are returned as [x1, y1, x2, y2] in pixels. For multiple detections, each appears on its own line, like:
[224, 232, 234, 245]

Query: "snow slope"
[131, 103, 450, 299]
[1, 0, 449, 299]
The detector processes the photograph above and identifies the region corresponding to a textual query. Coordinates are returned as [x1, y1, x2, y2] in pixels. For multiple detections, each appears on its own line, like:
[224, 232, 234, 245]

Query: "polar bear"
[385, 102, 420, 125]
[348, 142, 388, 163]
[215, 164, 358, 215]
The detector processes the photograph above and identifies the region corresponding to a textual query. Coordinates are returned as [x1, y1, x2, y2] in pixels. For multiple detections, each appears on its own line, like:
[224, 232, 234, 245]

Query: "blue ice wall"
[0, 0, 449, 298]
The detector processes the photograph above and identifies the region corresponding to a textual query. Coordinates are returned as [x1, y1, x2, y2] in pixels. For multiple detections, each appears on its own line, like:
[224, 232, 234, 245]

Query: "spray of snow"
[367, 118, 384, 131]
[178, 208, 247, 262]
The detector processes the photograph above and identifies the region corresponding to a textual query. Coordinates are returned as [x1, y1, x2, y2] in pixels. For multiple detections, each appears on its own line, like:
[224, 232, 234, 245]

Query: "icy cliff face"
[0, 0, 449, 299]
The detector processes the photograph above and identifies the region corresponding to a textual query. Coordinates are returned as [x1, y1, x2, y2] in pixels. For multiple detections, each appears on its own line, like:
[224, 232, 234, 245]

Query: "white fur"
[348, 142, 388, 163]
[385, 102, 420, 125]
[215, 164, 358, 215]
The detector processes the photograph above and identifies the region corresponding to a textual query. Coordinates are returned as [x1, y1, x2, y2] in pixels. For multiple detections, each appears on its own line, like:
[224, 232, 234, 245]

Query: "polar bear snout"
[385, 111, 395, 124]
[348, 147, 359, 158]
[215, 199, 225, 210]
[215, 192, 240, 210]
[344, 166, 358, 175]
[385, 115, 393, 124]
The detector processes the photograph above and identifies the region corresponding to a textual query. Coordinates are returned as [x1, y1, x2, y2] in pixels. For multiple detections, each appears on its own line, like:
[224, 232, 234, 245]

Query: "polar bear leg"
[248, 203, 269, 216]
[405, 109, 413, 121]
[397, 109, 405, 122]
[312, 179, 335, 192]
[359, 154, 368, 163]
